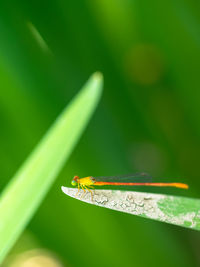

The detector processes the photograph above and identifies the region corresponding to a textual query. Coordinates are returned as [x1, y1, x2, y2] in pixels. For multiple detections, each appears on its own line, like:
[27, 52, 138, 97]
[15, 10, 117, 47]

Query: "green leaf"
[0, 72, 103, 263]
[62, 187, 200, 231]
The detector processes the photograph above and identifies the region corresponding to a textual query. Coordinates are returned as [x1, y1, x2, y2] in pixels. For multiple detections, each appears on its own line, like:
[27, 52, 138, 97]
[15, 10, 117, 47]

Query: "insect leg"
[87, 185, 95, 201]
[78, 182, 80, 192]
[87, 185, 94, 189]
[75, 182, 80, 197]
[80, 185, 86, 199]
[85, 186, 93, 201]
[81, 184, 86, 192]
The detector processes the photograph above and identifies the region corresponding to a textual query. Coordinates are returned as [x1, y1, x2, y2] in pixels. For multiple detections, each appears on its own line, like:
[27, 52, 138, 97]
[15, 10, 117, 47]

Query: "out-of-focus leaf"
[0, 72, 103, 263]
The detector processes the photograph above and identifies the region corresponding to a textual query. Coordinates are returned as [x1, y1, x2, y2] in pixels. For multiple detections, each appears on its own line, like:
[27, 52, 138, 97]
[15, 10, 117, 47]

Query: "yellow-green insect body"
[79, 177, 95, 186]
[71, 176, 95, 199]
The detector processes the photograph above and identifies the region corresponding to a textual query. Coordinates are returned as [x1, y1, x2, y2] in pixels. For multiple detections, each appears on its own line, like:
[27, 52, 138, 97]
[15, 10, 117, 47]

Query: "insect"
[71, 173, 189, 200]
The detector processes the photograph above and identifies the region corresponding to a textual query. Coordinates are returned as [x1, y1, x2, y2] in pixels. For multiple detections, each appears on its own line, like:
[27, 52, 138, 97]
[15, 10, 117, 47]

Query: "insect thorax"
[79, 176, 95, 186]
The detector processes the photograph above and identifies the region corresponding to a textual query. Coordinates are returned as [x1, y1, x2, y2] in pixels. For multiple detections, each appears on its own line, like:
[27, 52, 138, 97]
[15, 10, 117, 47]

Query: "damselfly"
[71, 173, 188, 200]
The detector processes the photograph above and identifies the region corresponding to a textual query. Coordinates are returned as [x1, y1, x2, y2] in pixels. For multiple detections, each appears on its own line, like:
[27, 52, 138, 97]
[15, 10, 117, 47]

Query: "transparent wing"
[93, 172, 152, 183]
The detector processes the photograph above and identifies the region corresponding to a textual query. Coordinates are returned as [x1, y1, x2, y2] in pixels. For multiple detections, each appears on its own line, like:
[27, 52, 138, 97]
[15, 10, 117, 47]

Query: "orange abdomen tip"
[175, 183, 189, 189]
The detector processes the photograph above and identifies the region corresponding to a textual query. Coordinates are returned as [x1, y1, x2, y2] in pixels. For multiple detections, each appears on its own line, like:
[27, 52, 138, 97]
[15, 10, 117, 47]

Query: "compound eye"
[71, 180, 77, 186]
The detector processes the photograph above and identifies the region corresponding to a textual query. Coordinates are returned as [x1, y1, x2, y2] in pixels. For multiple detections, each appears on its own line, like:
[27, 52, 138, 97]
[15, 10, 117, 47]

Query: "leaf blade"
[0, 72, 103, 262]
[61, 187, 200, 231]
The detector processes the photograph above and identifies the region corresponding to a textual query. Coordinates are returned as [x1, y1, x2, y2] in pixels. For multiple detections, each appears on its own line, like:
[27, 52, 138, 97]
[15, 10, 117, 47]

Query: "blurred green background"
[1, 1, 200, 266]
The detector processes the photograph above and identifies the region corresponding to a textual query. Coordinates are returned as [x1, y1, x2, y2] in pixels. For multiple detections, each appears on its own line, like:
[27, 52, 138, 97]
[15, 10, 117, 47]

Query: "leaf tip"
[93, 71, 103, 82]
[61, 186, 67, 194]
